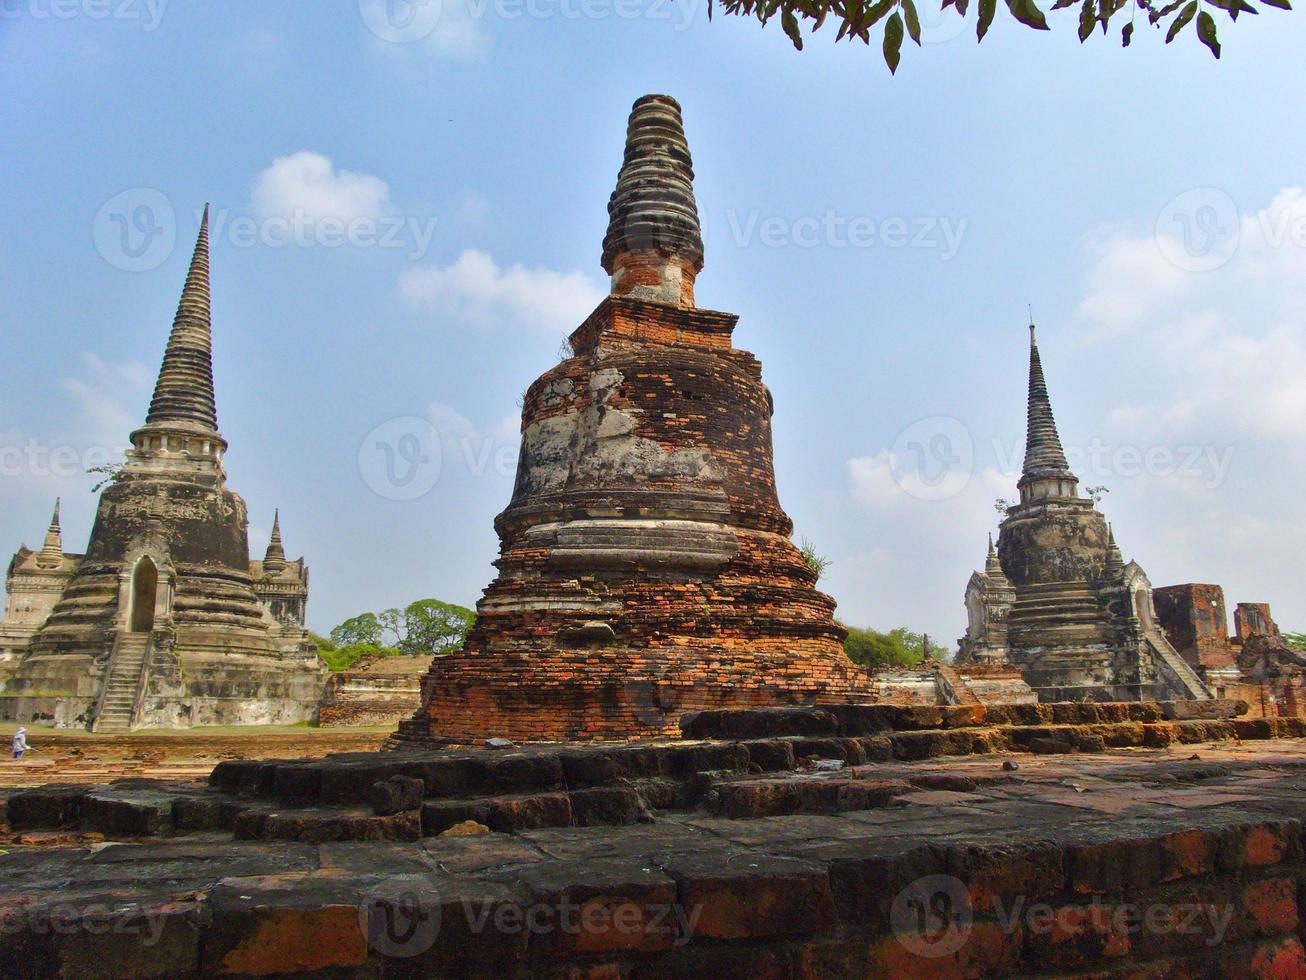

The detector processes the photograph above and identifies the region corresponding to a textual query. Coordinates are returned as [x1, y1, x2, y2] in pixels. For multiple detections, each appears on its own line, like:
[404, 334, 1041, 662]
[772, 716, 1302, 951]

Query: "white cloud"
[251, 152, 393, 223]
[400, 249, 603, 331]
[0, 354, 148, 505]
[1077, 186, 1306, 445]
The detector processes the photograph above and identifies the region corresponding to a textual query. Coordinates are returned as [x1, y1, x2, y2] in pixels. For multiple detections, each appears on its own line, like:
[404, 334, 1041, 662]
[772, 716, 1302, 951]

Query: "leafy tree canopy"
[843, 625, 939, 668]
[329, 612, 384, 648]
[1284, 632, 1306, 652]
[318, 599, 477, 670]
[715, 0, 1291, 74]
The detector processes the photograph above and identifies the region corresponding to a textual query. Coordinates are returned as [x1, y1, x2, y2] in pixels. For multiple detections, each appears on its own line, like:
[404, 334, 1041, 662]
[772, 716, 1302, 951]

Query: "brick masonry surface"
[7, 717, 1306, 976]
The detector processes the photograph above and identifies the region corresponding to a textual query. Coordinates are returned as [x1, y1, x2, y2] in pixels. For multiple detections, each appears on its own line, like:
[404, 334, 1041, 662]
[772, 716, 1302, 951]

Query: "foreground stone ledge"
[6, 742, 1306, 977]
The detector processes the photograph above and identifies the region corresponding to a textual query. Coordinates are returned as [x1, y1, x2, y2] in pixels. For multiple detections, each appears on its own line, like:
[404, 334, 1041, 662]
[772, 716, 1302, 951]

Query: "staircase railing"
[126, 634, 154, 731]
[1145, 628, 1213, 701]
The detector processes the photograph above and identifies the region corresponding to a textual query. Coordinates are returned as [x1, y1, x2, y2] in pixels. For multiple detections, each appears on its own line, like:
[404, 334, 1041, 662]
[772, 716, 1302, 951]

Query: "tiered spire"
[262, 509, 286, 573]
[1018, 321, 1078, 501]
[36, 498, 63, 567]
[145, 205, 218, 433]
[601, 95, 703, 305]
[984, 532, 1010, 583]
[1103, 524, 1125, 581]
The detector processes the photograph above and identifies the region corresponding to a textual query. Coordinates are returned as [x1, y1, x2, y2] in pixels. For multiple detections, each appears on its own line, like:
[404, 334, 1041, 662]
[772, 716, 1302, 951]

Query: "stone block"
[568, 787, 648, 827]
[370, 775, 424, 816]
[204, 877, 369, 976]
[7, 784, 89, 830]
[510, 859, 680, 957]
[664, 852, 835, 940]
[81, 790, 175, 837]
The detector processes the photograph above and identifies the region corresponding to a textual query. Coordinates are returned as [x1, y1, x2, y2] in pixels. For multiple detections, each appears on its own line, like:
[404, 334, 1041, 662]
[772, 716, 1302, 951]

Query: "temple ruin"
[0, 207, 324, 730]
[394, 95, 886, 744]
[957, 323, 1212, 702]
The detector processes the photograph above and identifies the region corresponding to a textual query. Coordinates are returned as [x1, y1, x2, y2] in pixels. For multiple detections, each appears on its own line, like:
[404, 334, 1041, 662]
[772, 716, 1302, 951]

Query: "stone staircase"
[1008, 581, 1110, 633]
[92, 633, 149, 733]
[1145, 626, 1214, 701]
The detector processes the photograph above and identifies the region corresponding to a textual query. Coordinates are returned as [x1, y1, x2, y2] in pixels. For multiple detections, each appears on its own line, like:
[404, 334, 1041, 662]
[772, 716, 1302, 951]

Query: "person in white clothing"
[12, 727, 29, 760]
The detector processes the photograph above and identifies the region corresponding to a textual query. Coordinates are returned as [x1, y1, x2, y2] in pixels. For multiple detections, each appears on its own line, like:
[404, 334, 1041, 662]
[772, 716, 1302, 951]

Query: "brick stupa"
[394, 95, 874, 744]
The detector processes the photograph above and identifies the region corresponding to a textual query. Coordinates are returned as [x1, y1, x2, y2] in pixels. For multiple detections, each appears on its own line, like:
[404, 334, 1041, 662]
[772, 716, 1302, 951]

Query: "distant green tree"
[329, 612, 384, 648]
[843, 625, 932, 668]
[378, 607, 405, 647]
[400, 598, 477, 656]
[1284, 632, 1306, 652]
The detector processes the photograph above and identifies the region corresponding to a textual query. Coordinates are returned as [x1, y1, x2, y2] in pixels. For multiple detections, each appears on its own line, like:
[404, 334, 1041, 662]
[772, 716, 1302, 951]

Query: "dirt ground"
[0, 722, 391, 788]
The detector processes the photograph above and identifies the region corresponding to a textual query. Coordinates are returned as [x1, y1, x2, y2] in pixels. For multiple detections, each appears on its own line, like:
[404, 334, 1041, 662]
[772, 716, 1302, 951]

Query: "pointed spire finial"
[987, 532, 995, 555]
[602, 95, 703, 307]
[1018, 315, 1078, 502]
[263, 508, 287, 573]
[143, 204, 218, 433]
[37, 497, 63, 565]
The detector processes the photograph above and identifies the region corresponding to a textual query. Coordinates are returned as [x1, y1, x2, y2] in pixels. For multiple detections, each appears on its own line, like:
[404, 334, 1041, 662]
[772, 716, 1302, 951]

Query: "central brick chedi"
[396, 95, 873, 744]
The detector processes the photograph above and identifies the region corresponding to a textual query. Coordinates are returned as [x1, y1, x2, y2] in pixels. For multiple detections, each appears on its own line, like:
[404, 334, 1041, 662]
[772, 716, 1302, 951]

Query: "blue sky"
[2, 2, 1304, 642]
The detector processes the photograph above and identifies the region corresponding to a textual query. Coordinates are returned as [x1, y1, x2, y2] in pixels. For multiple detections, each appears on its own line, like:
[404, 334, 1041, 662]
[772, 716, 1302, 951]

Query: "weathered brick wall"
[398, 297, 881, 744]
[1154, 584, 1239, 672]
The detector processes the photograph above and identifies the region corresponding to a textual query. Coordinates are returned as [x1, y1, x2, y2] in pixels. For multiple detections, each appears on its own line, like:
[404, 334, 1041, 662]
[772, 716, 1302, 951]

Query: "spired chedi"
[394, 95, 881, 744]
[957, 322, 1213, 703]
[0, 207, 323, 731]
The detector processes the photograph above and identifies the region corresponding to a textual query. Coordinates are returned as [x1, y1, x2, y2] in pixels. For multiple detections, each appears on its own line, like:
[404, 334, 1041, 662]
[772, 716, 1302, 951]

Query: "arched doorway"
[130, 558, 158, 633]
[1133, 588, 1153, 629]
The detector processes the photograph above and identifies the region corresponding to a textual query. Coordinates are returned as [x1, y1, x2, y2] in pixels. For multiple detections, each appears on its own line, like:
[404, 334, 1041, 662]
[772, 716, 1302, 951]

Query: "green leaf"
[1005, 0, 1052, 26]
[782, 7, 805, 47]
[1122, 18, 1134, 42]
[1078, 0, 1096, 39]
[978, 0, 998, 38]
[1196, 8, 1221, 54]
[903, 0, 923, 42]
[1260, 0, 1291, 8]
[955, 0, 970, 14]
[1206, 0, 1257, 17]
[1166, 0, 1197, 39]
[863, 0, 896, 28]
[1051, 0, 1077, 9]
[883, 10, 905, 70]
